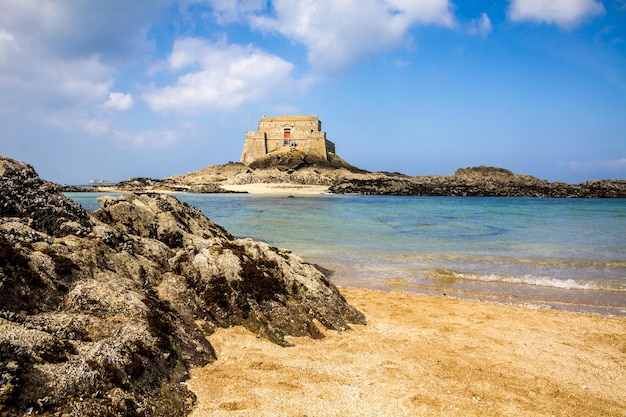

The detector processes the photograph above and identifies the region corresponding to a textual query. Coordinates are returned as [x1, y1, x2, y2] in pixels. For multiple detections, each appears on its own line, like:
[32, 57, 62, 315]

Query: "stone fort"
[240, 115, 336, 165]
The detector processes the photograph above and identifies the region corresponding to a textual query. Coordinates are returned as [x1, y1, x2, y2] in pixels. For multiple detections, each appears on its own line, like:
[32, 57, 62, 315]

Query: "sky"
[1, 0, 625, 184]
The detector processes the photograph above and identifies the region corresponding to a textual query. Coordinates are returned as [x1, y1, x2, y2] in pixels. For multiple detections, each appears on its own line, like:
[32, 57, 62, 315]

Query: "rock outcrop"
[80, 149, 626, 197]
[165, 149, 371, 189]
[330, 166, 626, 198]
[0, 156, 365, 416]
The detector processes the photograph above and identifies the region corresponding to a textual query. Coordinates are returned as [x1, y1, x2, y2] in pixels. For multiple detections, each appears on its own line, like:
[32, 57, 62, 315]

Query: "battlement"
[260, 115, 319, 122]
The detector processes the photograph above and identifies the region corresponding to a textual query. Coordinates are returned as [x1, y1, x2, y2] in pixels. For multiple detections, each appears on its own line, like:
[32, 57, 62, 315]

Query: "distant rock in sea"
[329, 165, 626, 198]
[0, 156, 365, 416]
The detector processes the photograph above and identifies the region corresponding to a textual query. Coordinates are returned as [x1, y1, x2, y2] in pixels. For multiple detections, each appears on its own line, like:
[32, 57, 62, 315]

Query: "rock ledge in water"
[330, 165, 626, 197]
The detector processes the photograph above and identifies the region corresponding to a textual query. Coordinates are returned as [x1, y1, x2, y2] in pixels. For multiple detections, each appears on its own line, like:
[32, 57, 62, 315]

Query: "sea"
[67, 192, 626, 316]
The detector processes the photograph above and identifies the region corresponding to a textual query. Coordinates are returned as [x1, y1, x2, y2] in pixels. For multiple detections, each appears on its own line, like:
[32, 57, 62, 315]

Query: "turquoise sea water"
[67, 193, 626, 315]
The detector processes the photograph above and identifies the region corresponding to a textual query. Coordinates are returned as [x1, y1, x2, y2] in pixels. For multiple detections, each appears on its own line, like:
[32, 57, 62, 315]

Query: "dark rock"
[162, 155, 625, 198]
[186, 184, 244, 194]
[0, 156, 365, 416]
[330, 166, 626, 198]
[58, 185, 95, 192]
[110, 177, 183, 192]
[0, 157, 91, 237]
[248, 148, 365, 173]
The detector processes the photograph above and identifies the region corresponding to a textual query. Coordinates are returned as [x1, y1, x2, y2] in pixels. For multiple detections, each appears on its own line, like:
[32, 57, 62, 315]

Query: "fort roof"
[260, 115, 319, 122]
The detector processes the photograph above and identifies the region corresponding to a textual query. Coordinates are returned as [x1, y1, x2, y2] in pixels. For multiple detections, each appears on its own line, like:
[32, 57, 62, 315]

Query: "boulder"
[0, 156, 365, 416]
[186, 184, 242, 194]
[0, 158, 91, 237]
[247, 147, 364, 173]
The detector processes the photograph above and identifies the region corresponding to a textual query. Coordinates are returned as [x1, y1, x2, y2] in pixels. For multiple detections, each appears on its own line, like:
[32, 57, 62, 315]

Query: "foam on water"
[429, 268, 626, 292]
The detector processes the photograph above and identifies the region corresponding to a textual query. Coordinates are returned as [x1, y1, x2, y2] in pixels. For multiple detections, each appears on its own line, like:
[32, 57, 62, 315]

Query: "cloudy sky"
[1, 0, 625, 184]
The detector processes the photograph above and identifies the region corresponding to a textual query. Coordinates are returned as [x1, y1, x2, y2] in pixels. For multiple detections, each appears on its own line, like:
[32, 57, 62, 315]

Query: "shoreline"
[66, 182, 332, 195]
[65, 179, 626, 198]
[220, 183, 331, 195]
[187, 287, 626, 416]
[357, 278, 626, 317]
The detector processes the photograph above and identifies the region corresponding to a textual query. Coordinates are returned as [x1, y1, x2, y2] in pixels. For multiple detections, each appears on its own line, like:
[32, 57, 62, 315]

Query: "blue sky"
[1, 0, 625, 184]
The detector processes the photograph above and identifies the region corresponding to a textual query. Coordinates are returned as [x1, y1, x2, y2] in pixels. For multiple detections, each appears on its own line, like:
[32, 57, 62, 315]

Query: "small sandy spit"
[187, 288, 626, 417]
[220, 183, 330, 195]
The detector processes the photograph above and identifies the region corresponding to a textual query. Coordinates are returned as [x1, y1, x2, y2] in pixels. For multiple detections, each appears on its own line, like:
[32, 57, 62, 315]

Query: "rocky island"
[88, 148, 626, 198]
[77, 114, 625, 197]
[0, 156, 365, 416]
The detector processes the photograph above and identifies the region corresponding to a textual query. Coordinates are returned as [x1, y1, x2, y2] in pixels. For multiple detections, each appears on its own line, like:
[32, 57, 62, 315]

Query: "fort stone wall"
[240, 115, 335, 165]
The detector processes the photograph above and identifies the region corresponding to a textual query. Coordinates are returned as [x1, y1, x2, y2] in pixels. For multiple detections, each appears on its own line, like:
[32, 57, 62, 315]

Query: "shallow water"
[68, 193, 626, 315]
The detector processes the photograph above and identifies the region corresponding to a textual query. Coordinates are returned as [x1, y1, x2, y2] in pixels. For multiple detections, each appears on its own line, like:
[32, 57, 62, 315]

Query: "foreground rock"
[0, 156, 365, 416]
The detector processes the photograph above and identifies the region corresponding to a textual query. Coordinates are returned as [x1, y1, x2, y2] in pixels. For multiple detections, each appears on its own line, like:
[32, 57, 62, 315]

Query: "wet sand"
[186, 287, 626, 416]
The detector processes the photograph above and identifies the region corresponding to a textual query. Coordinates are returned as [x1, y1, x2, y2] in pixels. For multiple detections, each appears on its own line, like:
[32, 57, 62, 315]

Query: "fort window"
[284, 128, 291, 139]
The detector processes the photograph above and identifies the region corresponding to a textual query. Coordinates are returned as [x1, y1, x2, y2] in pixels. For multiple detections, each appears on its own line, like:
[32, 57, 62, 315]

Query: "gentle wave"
[430, 268, 626, 292]
[396, 252, 626, 269]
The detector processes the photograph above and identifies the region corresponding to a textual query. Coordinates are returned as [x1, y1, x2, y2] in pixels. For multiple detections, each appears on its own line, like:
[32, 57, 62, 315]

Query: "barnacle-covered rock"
[0, 156, 364, 416]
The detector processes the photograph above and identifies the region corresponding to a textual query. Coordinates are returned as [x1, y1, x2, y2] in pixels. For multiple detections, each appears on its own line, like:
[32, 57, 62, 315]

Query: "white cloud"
[43, 107, 192, 148]
[144, 38, 296, 112]
[508, 0, 605, 28]
[0, 42, 113, 113]
[112, 128, 190, 148]
[205, 0, 267, 24]
[104, 92, 134, 111]
[0, 0, 181, 150]
[467, 13, 492, 37]
[0, 29, 14, 41]
[0, 1, 169, 115]
[0, 0, 170, 59]
[42, 108, 111, 136]
[247, 0, 456, 73]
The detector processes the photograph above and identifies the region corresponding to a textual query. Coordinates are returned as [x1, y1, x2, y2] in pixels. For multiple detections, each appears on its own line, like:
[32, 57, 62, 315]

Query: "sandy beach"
[220, 183, 331, 195]
[89, 183, 331, 195]
[187, 287, 626, 417]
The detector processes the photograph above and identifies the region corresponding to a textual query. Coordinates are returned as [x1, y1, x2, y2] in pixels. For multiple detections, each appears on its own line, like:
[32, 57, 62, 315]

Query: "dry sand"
[92, 183, 331, 195]
[220, 183, 330, 195]
[187, 288, 626, 417]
